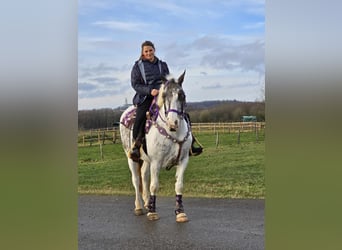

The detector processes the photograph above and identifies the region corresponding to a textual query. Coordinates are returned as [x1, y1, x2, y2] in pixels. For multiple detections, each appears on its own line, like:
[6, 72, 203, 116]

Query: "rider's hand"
[151, 89, 159, 96]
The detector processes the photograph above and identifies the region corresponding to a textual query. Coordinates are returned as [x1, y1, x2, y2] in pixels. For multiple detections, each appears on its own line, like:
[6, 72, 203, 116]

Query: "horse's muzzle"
[168, 120, 178, 131]
[169, 124, 178, 131]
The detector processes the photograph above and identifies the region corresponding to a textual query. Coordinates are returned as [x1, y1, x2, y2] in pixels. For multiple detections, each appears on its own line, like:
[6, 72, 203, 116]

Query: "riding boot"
[189, 134, 203, 156]
[130, 138, 142, 162]
[183, 113, 203, 156]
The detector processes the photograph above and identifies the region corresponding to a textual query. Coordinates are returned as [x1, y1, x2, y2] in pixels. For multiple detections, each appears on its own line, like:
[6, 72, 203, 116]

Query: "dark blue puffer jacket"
[131, 57, 169, 105]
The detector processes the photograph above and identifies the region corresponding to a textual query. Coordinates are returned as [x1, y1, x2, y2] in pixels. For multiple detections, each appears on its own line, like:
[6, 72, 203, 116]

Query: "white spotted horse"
[120, 71, 191, 222]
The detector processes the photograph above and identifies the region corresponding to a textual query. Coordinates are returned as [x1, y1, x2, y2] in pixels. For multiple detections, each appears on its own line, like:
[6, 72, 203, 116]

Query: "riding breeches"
[133, 98, 153, 140]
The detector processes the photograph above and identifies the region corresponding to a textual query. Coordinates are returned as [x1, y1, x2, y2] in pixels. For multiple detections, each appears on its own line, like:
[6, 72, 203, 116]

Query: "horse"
[119, 71, 191, 223]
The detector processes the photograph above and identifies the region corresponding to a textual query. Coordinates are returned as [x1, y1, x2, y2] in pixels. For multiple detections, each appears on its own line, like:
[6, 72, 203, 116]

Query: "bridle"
[146, 80, 190, 168]
[164, 107, 184, 118]
[161, 80, 185, 120]
[149, 80, 186, 123]
[148, 80, 188, 132]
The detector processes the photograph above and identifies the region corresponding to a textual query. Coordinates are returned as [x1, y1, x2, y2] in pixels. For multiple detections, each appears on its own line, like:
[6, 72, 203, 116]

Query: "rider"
[130, 40, 202, 162]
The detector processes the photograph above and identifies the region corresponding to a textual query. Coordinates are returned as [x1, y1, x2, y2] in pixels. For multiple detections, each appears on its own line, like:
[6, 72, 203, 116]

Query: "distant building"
[113, 121, 121, 127]
[242, 115, 257, 122]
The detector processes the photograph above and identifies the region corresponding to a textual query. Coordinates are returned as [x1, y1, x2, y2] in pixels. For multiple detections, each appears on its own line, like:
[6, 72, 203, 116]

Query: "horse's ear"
[178, 70, 186, 86]
[161, 75, 168, 83]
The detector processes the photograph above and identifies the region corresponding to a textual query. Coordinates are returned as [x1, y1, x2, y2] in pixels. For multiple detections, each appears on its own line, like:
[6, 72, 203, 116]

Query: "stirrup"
[189, 146, 203, 156]
[193, 135, 203, 148]
[189, 135, 203, 156]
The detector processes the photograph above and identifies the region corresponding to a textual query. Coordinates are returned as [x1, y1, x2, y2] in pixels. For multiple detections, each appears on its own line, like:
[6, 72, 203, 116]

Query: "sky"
[78, 0, 264, 110]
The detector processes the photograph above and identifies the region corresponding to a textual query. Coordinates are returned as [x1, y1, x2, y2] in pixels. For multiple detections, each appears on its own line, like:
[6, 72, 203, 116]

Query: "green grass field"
[78, 131, 265, 198]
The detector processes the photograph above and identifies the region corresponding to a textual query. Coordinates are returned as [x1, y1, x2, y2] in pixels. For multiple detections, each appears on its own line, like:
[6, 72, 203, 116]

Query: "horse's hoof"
[147, 212, 159, 221]
[176, 213, 189, 223]
[134, 209, 145, 216]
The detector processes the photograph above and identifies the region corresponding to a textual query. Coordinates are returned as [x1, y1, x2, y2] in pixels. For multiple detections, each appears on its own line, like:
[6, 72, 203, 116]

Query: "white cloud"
[243, 22, 265, 30]
[92, 20, 150, 32]
[78, 0, 265, 110]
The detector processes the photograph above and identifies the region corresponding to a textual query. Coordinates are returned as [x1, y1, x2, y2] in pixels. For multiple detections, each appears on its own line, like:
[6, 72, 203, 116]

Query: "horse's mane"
[157, 84, 165, 108]
[157, 75, 178, 108]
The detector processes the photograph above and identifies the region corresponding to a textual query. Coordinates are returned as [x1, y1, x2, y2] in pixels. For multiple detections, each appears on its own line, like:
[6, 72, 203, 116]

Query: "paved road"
[79, 195, 264, 250]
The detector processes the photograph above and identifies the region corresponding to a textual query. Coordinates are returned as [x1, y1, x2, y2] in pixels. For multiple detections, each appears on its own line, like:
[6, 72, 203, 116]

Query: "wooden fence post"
[215, 132, 219, 148]
[255, 123, 259, 143]
[237, 129, 241, 144]
[99, 143, 103, 160]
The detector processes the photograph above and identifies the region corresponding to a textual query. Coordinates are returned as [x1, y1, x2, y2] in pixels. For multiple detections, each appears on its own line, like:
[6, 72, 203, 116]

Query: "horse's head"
[157, 71, 186, 131]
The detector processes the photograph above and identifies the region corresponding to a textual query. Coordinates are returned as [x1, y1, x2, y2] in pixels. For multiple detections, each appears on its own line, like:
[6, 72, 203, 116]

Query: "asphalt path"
[79, 195, 264, 250]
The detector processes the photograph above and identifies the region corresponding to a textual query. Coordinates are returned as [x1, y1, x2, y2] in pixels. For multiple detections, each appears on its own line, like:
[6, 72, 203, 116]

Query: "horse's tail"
[137, 159, 143, 193]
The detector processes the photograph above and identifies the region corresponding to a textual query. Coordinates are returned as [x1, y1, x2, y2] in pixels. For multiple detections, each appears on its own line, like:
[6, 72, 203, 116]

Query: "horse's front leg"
[141, 161, 150, 210]
[147, 161, 160, 221]
[174, 160, 189, 223]
[128, 160, 144, 216]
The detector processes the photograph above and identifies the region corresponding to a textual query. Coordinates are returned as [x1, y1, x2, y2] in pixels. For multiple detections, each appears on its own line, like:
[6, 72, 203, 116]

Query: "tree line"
[78, 100, 265, 130]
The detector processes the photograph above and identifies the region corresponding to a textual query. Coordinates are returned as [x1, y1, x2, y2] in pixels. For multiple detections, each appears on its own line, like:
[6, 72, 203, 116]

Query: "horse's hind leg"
[128, 160, 144, 216]
[174, 163, 189, 223]
[146, 162, 160, 221]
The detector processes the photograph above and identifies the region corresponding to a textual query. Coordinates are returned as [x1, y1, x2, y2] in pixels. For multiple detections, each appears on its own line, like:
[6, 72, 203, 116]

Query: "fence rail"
[78, 122, 265, 146]
[191, 122, 265, 134]
[78, 127, 121, 146]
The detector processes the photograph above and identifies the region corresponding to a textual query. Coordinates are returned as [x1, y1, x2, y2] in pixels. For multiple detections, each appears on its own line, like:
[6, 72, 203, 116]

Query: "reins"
[150, 119, 190, 145]
[149, 118, 190, 169]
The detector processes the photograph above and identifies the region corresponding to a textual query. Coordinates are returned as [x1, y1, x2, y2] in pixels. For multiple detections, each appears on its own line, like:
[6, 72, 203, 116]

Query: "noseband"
[164, 106, 184, 118]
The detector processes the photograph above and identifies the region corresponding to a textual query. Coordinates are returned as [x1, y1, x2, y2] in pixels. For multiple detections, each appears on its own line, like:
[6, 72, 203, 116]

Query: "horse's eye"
[178, 91, 185, 101]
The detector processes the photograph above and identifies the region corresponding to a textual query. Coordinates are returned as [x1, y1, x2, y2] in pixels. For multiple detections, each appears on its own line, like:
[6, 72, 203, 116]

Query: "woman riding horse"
[130, 40, 202, 162]
[120, 71, 193, 222]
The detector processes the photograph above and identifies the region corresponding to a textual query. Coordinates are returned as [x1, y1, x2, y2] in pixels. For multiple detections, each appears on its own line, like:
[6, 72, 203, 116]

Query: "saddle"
[121, 100, 159, 131]
[120, 105, 158, 155]
[121, 109, 153, 132]
[120, 106, 137, 130]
